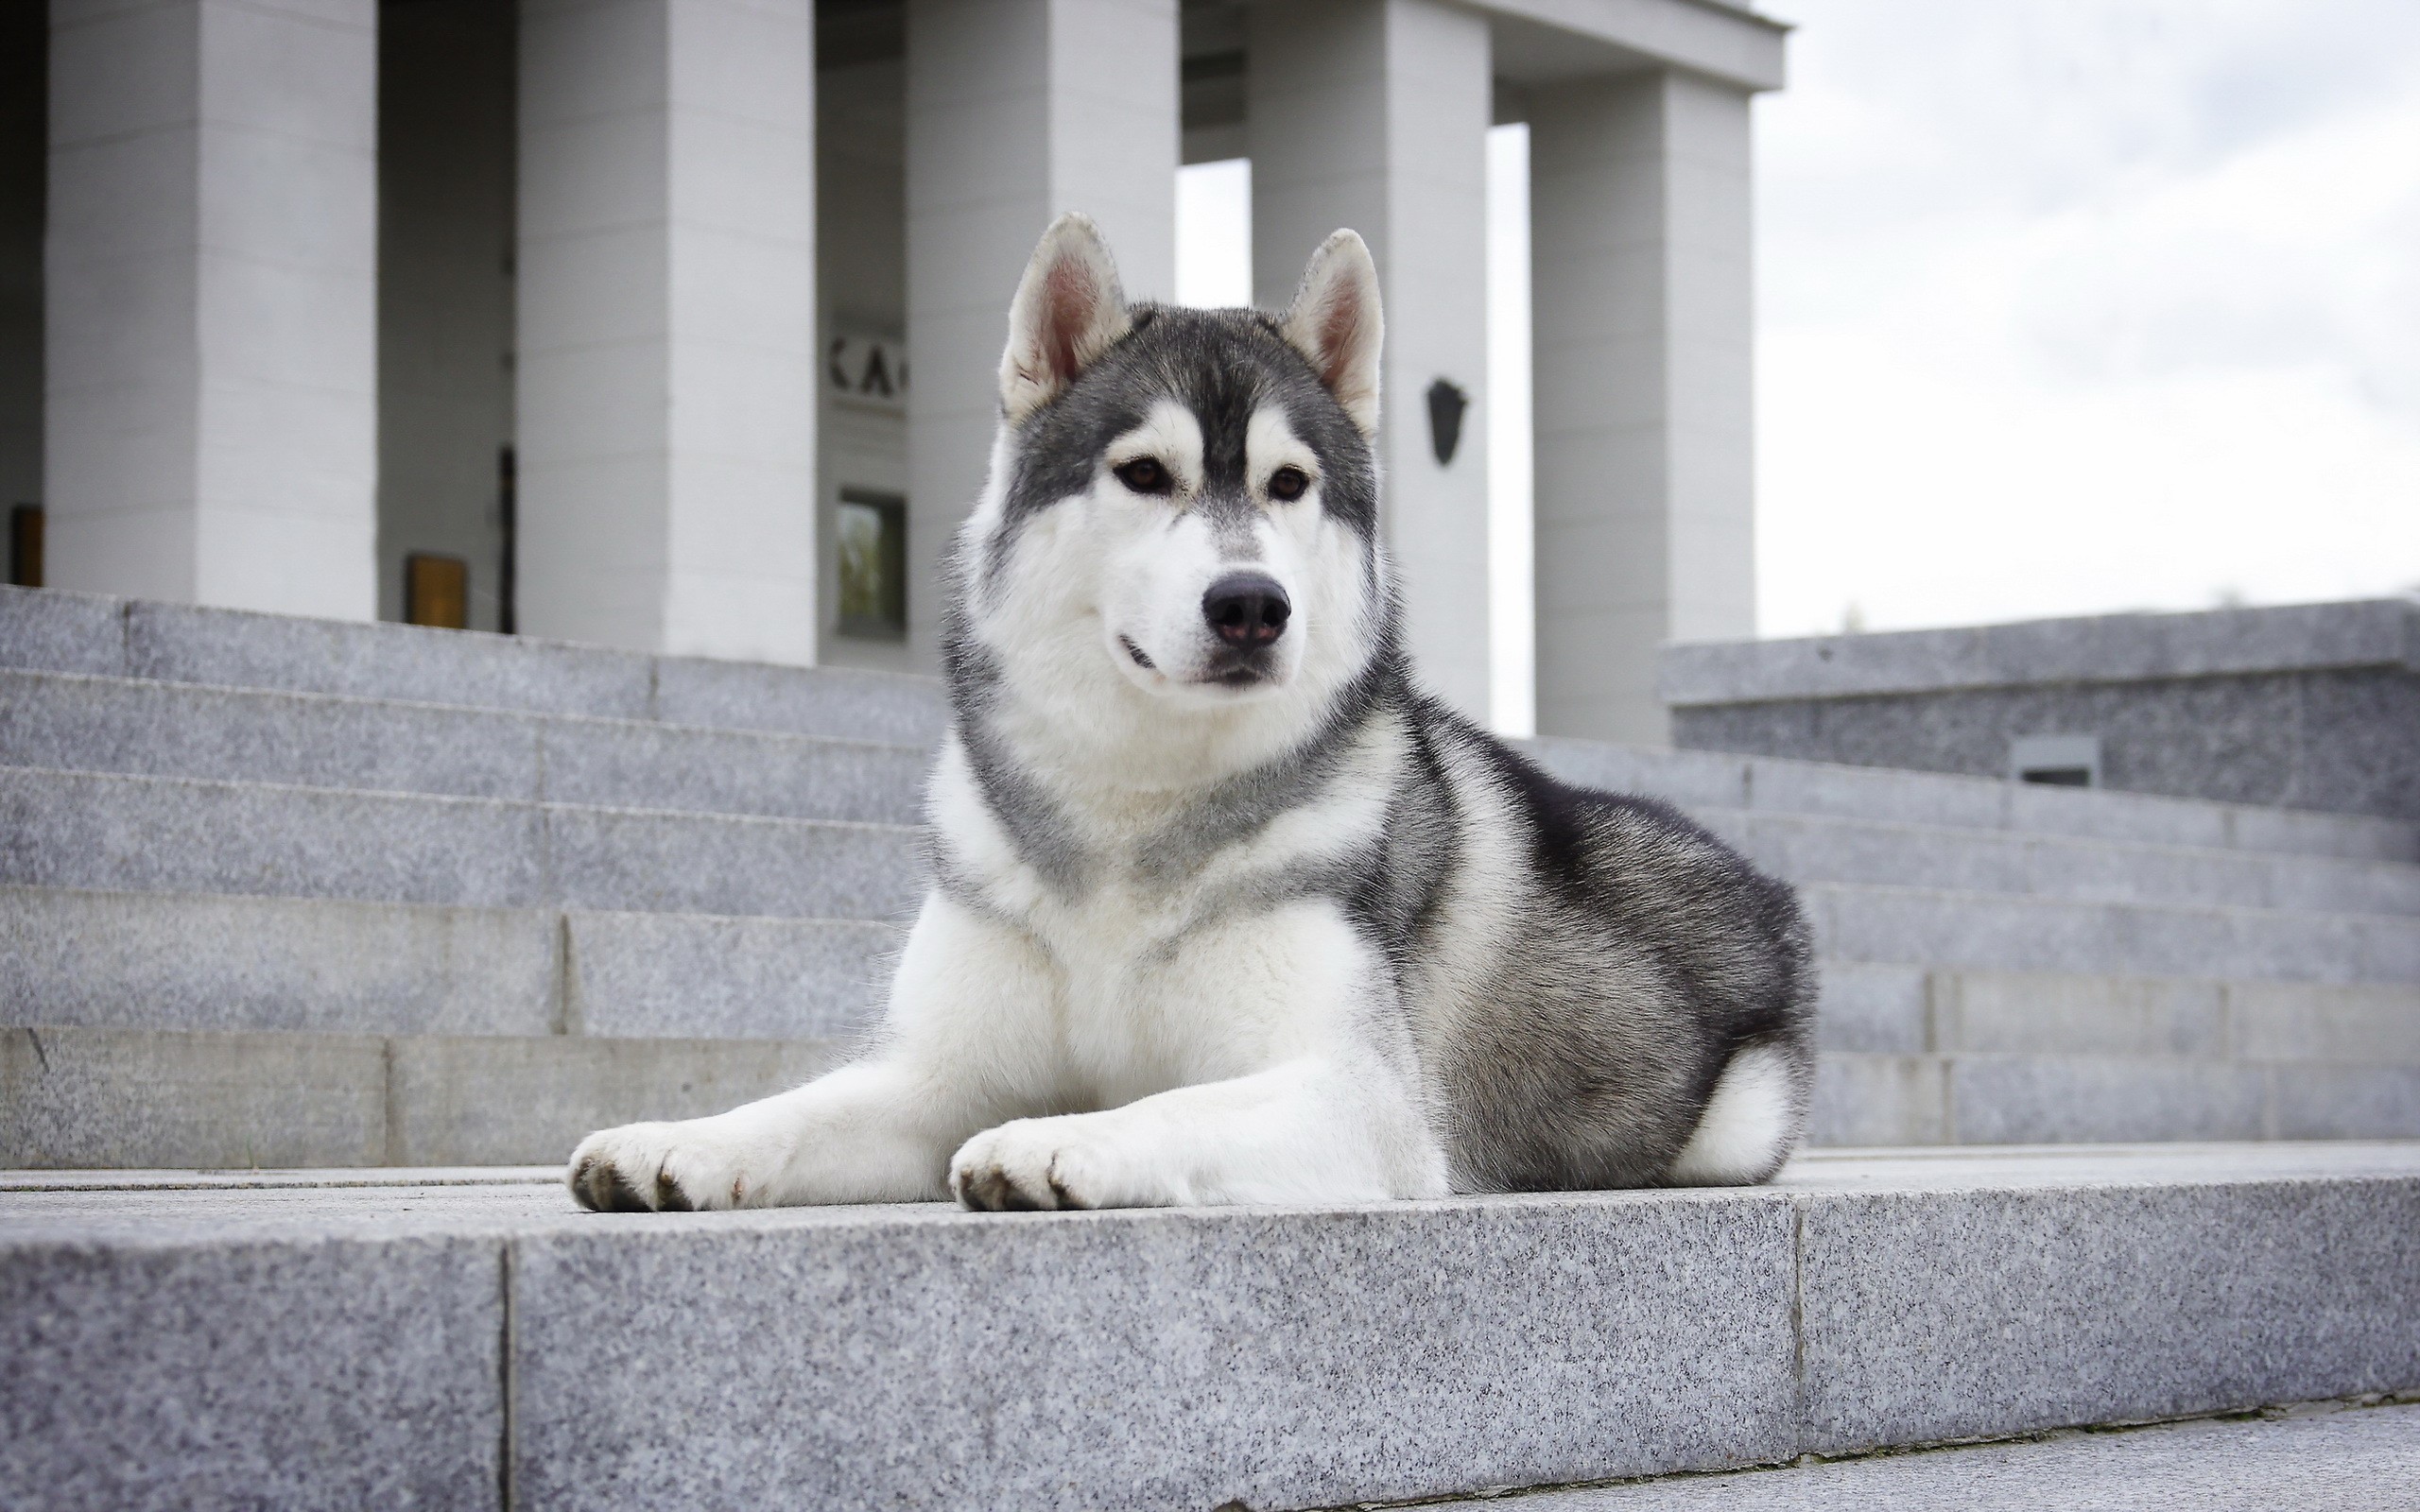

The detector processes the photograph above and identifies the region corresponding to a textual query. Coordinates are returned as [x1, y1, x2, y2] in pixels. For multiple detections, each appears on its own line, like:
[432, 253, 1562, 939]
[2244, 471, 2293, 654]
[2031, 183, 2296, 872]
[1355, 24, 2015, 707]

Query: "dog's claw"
[654, 1168, 692, 1211]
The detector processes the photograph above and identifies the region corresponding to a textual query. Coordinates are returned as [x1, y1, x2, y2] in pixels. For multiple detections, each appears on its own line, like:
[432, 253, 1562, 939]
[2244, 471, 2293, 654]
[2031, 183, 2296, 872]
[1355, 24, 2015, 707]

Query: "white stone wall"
[905, 0, 1178, 667]
[1248, 0, 1494, 723]
[16, 0, 1777, 703]
[45, 0, 378, 618]
[1530, 70, 1756, 745]
[516, 0, 819, 663]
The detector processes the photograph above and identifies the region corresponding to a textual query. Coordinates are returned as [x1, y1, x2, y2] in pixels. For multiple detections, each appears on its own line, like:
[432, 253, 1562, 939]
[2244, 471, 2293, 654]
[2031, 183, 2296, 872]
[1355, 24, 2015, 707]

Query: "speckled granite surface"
[1486, 1400, 2420, 1510]
[4, 1145, 2416, 1511]
[1664, 600, 2420, 821]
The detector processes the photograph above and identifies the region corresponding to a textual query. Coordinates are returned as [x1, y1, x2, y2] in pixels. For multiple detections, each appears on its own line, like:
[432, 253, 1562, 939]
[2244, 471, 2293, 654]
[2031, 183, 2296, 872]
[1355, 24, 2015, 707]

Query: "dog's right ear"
[1281, 230, 1384, 438]
[999, 213, 1132, 424]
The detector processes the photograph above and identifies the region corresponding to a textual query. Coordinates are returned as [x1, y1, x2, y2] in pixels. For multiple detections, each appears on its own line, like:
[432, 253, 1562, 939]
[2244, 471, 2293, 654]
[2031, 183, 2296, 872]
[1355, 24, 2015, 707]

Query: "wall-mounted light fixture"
[1426, 379, 1468, 467]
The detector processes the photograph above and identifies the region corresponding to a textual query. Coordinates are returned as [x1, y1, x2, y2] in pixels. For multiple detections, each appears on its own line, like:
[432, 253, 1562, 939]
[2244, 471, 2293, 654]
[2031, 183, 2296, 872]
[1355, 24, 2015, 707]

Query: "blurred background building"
[0, 0, 1788, 745]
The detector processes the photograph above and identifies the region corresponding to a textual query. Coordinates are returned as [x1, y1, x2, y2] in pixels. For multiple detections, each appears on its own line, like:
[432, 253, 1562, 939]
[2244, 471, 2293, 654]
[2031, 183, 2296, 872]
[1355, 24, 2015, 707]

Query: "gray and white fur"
[568, 215, 1816, 1212]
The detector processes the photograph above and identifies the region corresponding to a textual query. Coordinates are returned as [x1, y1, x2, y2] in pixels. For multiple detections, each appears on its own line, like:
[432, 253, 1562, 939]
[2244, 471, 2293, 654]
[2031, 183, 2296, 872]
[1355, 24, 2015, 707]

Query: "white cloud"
[1754, 0, 2420, 636]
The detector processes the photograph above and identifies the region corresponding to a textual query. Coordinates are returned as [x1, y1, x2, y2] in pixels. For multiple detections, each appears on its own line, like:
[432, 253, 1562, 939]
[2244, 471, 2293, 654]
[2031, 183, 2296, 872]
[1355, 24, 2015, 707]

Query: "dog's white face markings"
[959, 389, 1384, 811]
[1096, 401, 1345, 703]
[1092, 399, 1251, 698]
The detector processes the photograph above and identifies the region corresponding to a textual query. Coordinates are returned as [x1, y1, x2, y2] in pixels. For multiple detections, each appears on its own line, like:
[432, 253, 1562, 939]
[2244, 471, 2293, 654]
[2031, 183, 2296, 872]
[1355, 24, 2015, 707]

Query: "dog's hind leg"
[567, 891, 1069, 1211]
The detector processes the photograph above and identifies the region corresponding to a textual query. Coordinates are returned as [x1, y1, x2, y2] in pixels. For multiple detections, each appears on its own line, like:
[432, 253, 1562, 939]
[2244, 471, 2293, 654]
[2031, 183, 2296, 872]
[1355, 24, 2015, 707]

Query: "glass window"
[837, 489, 908, 641]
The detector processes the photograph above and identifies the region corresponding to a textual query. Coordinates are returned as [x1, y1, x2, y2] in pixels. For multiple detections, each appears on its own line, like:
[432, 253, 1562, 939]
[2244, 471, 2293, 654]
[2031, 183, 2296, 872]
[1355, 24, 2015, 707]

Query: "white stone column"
[516, 0, 818, 662]
[44, 0, 377, 617]
[1247, 0, 1491, 721]
[1529, 71, 1755, 746]
[905, 0, 1177, 666]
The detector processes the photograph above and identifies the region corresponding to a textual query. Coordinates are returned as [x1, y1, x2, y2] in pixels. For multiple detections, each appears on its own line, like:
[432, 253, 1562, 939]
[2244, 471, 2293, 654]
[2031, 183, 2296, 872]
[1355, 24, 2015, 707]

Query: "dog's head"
[950, 214, 1392, 753]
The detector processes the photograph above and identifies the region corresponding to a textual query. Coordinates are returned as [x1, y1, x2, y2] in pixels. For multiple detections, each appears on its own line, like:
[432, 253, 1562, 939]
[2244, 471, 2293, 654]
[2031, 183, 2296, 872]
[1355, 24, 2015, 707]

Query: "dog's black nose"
[1201, 573, 1291, 649]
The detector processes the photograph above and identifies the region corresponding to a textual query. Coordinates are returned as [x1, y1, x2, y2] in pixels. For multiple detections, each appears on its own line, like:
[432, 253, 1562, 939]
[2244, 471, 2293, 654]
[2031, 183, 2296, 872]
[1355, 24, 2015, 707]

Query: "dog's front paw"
[566, 1119, 762, 1212]
[949, 1114, 1168, 1211]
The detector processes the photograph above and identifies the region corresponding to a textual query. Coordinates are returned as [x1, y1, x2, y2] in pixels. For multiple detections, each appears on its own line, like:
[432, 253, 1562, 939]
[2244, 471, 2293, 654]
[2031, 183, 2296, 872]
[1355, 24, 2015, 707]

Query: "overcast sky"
[1753, 0, 2420, 636]
[1176, 0, 2420, 713]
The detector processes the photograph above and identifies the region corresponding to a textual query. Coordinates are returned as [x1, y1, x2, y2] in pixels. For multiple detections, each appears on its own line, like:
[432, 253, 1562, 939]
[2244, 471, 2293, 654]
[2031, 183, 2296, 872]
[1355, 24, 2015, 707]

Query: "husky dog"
[568, 215, 1815, 1213]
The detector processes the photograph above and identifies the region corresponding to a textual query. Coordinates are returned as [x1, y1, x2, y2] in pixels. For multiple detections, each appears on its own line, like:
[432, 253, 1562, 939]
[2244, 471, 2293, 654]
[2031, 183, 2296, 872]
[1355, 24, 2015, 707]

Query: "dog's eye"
[1114, 457, 1171, 495]
[1268, 466, 1310, 502]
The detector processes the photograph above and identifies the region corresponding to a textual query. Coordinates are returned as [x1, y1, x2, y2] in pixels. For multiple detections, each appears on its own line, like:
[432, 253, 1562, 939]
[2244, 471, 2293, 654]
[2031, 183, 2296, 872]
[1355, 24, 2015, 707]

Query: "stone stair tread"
[1689, 803, 2420, 916]
[0, 765, 925, 919]
[0, 1023, 851, 1169]
[7, 768, 2415, 979]
[0, 665, 929, 822]
[7, 880, 2412, 1045]
[0, 884, 899, 1040]
[1800, 880, 2420, 985]
[16, 662, 2420, 912]
[1484, 1400, 2420, 1511]
[12, 1021, 2415, 1170]
[9, 586, 2410, 863]
[12, 663, 2417, 915]
[4, 1145, 2415, 1510]
[1526, 735, 2420, 865]
[0, 584, 952, 745]
[1815, 1050, 2420, 1145]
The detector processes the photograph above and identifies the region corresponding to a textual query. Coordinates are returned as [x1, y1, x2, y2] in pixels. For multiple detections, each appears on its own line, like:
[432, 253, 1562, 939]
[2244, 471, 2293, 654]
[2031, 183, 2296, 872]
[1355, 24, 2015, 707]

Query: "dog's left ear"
[1281, 230, 1384, 438]
[999, 213, 1132, 424]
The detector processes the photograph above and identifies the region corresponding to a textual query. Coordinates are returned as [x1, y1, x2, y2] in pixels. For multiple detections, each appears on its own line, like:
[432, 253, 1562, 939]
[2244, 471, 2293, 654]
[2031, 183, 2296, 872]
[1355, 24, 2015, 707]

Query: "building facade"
[3, 0, 1783, 742]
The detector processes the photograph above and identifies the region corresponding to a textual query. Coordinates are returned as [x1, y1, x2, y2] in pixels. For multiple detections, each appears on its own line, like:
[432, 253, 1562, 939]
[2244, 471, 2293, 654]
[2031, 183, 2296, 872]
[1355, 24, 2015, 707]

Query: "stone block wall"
[1662, 599, 2420, 821]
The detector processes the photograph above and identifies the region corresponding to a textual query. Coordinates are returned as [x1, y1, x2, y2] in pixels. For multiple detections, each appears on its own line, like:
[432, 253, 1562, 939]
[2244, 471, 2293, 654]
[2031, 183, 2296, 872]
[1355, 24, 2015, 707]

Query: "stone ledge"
[0, 666, 930, 822]
[1523, 735, 2420, 865]
[1811, 1054, 2420, 1148]
[0, 885, 898, 1040]
[0, 1025, 847, 1168]
[13, 1019, 2417, 1171]
[1462, 1398, 2420, 1509]
[1665, 593, 2420, 706]
[2, 1145, 2415, 1511]
[1659, 597, 2419, 706]
[0, 765, 926, 919]
[0, 584, 950, 745]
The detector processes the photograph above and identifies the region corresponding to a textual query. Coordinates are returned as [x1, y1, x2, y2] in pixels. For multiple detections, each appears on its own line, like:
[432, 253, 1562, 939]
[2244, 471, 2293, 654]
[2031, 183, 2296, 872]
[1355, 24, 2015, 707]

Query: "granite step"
[1800, 881, 2420, 985]
[1813, 1051, 2420, 1145]
[0, 584, 951, 745]
[9, 882, 2414, 1047]
[1455, 1399, 2420, 1511]
[9, 665, 2413, 913]
[0, 765, 925, 920]
[4, 1145, 2415, 1510]
[0, 1023, 846, 1169]
[0, 666, 929, 823]
[10, 1018, 2413, 1169]
[1815, 959, 2420, 1059]
[7, 584, 2410, 868]
[0, 885, 897, 1041]
[1527, 734, 2420, 866]
[7, 767, 2412, 981]
[1695, 805, 2420, 917]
